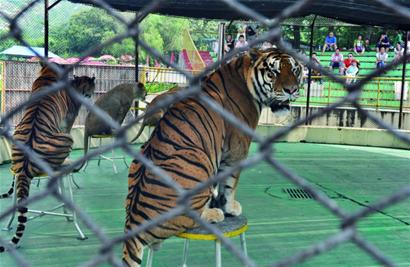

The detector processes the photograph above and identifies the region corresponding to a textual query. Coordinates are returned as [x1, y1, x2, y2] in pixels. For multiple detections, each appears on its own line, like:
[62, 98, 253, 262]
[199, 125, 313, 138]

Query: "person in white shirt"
[376, 47, 388, 69]
[329, 48, 344, 74]
[235, 35, 248, 49]
[394, 43, 404, 61]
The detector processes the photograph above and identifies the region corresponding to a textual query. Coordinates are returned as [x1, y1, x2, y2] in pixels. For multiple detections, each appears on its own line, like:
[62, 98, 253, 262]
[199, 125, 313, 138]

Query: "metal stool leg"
[122, 152, 129, 168]
[215, 240, 221, 267]
[59, 178, 71, 222]
[71, 175, 81, 189]
[66, 174, 87, 240]
[146, 248, 154, 267]
[83, 136, 90, 172]
[97, 137, 103, 167]
[182, 239, 189, 267]
[111, 146, 118, 174]
[240, 232, 248, 257]
[2, 176, 17, 231]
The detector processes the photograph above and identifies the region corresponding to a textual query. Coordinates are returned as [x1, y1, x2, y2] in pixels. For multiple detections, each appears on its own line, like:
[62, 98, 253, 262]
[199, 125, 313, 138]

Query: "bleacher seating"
[295, 51, 410, 109]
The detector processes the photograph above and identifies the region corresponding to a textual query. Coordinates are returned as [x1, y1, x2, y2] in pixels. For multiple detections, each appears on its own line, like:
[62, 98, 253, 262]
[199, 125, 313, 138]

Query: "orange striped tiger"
[123, 48, 303, 266]
[0, 63, 95, 252]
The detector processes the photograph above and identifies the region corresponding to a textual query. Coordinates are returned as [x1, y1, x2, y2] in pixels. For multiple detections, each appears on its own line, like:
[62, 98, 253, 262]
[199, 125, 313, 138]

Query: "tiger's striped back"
[123, 48, 303, 266]
[0, 63, 95, 252]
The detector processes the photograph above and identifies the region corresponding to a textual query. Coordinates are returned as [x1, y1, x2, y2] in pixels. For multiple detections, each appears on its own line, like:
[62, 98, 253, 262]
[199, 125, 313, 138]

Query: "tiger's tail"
[0, 172, 31, 252]
[0, 178, 14, 199]
[129, 123, 146, 144]
[122, 236, 144, 267]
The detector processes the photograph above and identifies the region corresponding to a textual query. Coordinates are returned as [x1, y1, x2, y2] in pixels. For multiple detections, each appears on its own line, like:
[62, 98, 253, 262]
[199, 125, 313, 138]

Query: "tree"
[57, 9, 120, 56]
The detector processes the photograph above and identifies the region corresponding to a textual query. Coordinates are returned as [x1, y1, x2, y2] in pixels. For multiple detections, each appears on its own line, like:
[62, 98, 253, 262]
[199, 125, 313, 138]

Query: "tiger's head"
[72, 75, 96, 98]
[247, 48, 303, 114]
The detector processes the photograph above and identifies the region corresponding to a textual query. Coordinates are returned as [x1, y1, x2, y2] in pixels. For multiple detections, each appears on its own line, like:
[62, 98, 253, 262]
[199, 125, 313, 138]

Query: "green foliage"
[64, 9, 119, 56]
[145, 82, 176, 93]
[0, 32, 17, 53]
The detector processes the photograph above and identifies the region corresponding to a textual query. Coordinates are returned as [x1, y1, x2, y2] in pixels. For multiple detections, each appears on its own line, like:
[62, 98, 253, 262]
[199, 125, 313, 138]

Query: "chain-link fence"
[0, 0, 410, 266]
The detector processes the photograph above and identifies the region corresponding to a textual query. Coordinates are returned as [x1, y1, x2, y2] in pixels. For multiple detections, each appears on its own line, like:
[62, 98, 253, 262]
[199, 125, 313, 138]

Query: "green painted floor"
[0, 143, 409, 267]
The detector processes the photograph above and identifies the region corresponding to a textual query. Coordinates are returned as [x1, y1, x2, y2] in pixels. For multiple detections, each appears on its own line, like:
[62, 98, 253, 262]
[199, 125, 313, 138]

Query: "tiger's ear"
[249, 48, 263, 63]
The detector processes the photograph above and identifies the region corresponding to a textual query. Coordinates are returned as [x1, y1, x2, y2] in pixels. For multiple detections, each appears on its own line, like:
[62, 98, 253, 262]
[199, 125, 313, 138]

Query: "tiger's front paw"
[224, 200, 242, 216]
[201, 208, 225, 223]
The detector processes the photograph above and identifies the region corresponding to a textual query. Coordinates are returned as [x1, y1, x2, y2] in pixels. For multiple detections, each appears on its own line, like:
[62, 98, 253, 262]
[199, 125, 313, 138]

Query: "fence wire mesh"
[0, 0, 409, 267]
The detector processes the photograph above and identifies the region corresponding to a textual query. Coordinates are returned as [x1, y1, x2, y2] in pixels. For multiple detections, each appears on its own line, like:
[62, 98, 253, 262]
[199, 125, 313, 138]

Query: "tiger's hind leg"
[220, 171, 242, 216]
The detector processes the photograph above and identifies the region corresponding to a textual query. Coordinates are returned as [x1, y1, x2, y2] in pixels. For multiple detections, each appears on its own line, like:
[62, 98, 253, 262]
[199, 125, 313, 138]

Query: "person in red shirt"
[343, 53, 357, 69]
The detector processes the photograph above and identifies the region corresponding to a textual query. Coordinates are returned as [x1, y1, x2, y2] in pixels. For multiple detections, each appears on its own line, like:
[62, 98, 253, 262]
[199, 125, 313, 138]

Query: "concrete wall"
[259, 106, 410, 130]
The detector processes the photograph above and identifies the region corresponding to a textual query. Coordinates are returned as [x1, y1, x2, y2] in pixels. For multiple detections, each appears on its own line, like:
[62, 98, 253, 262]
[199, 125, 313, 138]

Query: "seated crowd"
[322, 31, 409, 78]
[224, 26, 408, 82]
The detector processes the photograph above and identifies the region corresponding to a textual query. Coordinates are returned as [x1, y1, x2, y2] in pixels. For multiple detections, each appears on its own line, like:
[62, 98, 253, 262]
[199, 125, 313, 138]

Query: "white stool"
[2, 170, 87, 241]
[83, 134, 128, 174]
[145, 215, 248, 267]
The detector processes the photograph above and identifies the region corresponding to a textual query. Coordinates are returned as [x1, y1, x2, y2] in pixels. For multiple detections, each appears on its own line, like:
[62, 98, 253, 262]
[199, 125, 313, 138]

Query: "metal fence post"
[398, 31, 408, 129]
[305, 15, 317, 125]
[44, 0, 49, 58]
[218, 23, 225, 61]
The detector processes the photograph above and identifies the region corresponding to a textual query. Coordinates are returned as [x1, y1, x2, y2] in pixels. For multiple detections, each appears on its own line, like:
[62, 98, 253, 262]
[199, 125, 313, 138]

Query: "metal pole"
[134, 13, 140, 117]
[217, 23, 225, 61]
[305, 15, 317, 125]
[44, 0, 49, 58]
[398, 31, 408, 129]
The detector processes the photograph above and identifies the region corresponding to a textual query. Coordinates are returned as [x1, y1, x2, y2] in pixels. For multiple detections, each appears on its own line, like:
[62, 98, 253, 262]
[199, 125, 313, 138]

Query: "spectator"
[394, 43, 404, 61]
[224, 34, 235, 53]
[353, 34, 365, 55]
[235, 34, 248, 49]
[322, 32, 337, 54]
[312, 52, 321, 65]
[346, 61, 359, 84]
[407, 32, 410, 55]
[329, 48, 344, 74]
[343, 53, 357, 70]
[364, 37, 371, 51]
[376, 32, 391, 52]
[376, 47, 388, 69]
[311, 52, 322, 83]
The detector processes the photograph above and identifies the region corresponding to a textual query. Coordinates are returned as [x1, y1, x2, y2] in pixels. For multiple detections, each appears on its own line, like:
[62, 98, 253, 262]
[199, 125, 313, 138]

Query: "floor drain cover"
[282, 188, 314, 199]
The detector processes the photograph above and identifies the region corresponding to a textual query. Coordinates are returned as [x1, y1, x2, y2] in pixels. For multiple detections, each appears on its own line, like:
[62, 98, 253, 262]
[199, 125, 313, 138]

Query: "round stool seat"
[177, 215, 248, 240]
[145, 215, 248, 267]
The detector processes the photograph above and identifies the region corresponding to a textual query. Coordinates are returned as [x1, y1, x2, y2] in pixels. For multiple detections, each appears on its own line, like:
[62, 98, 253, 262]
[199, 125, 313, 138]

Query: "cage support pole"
[218, 23, 225, 61]
[133, 14, 148, 118]
[44, 0, 49, 58]
[305, 15, 317, 125]
[133, 13, 140, 118]
[398, 31, 408, 129]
